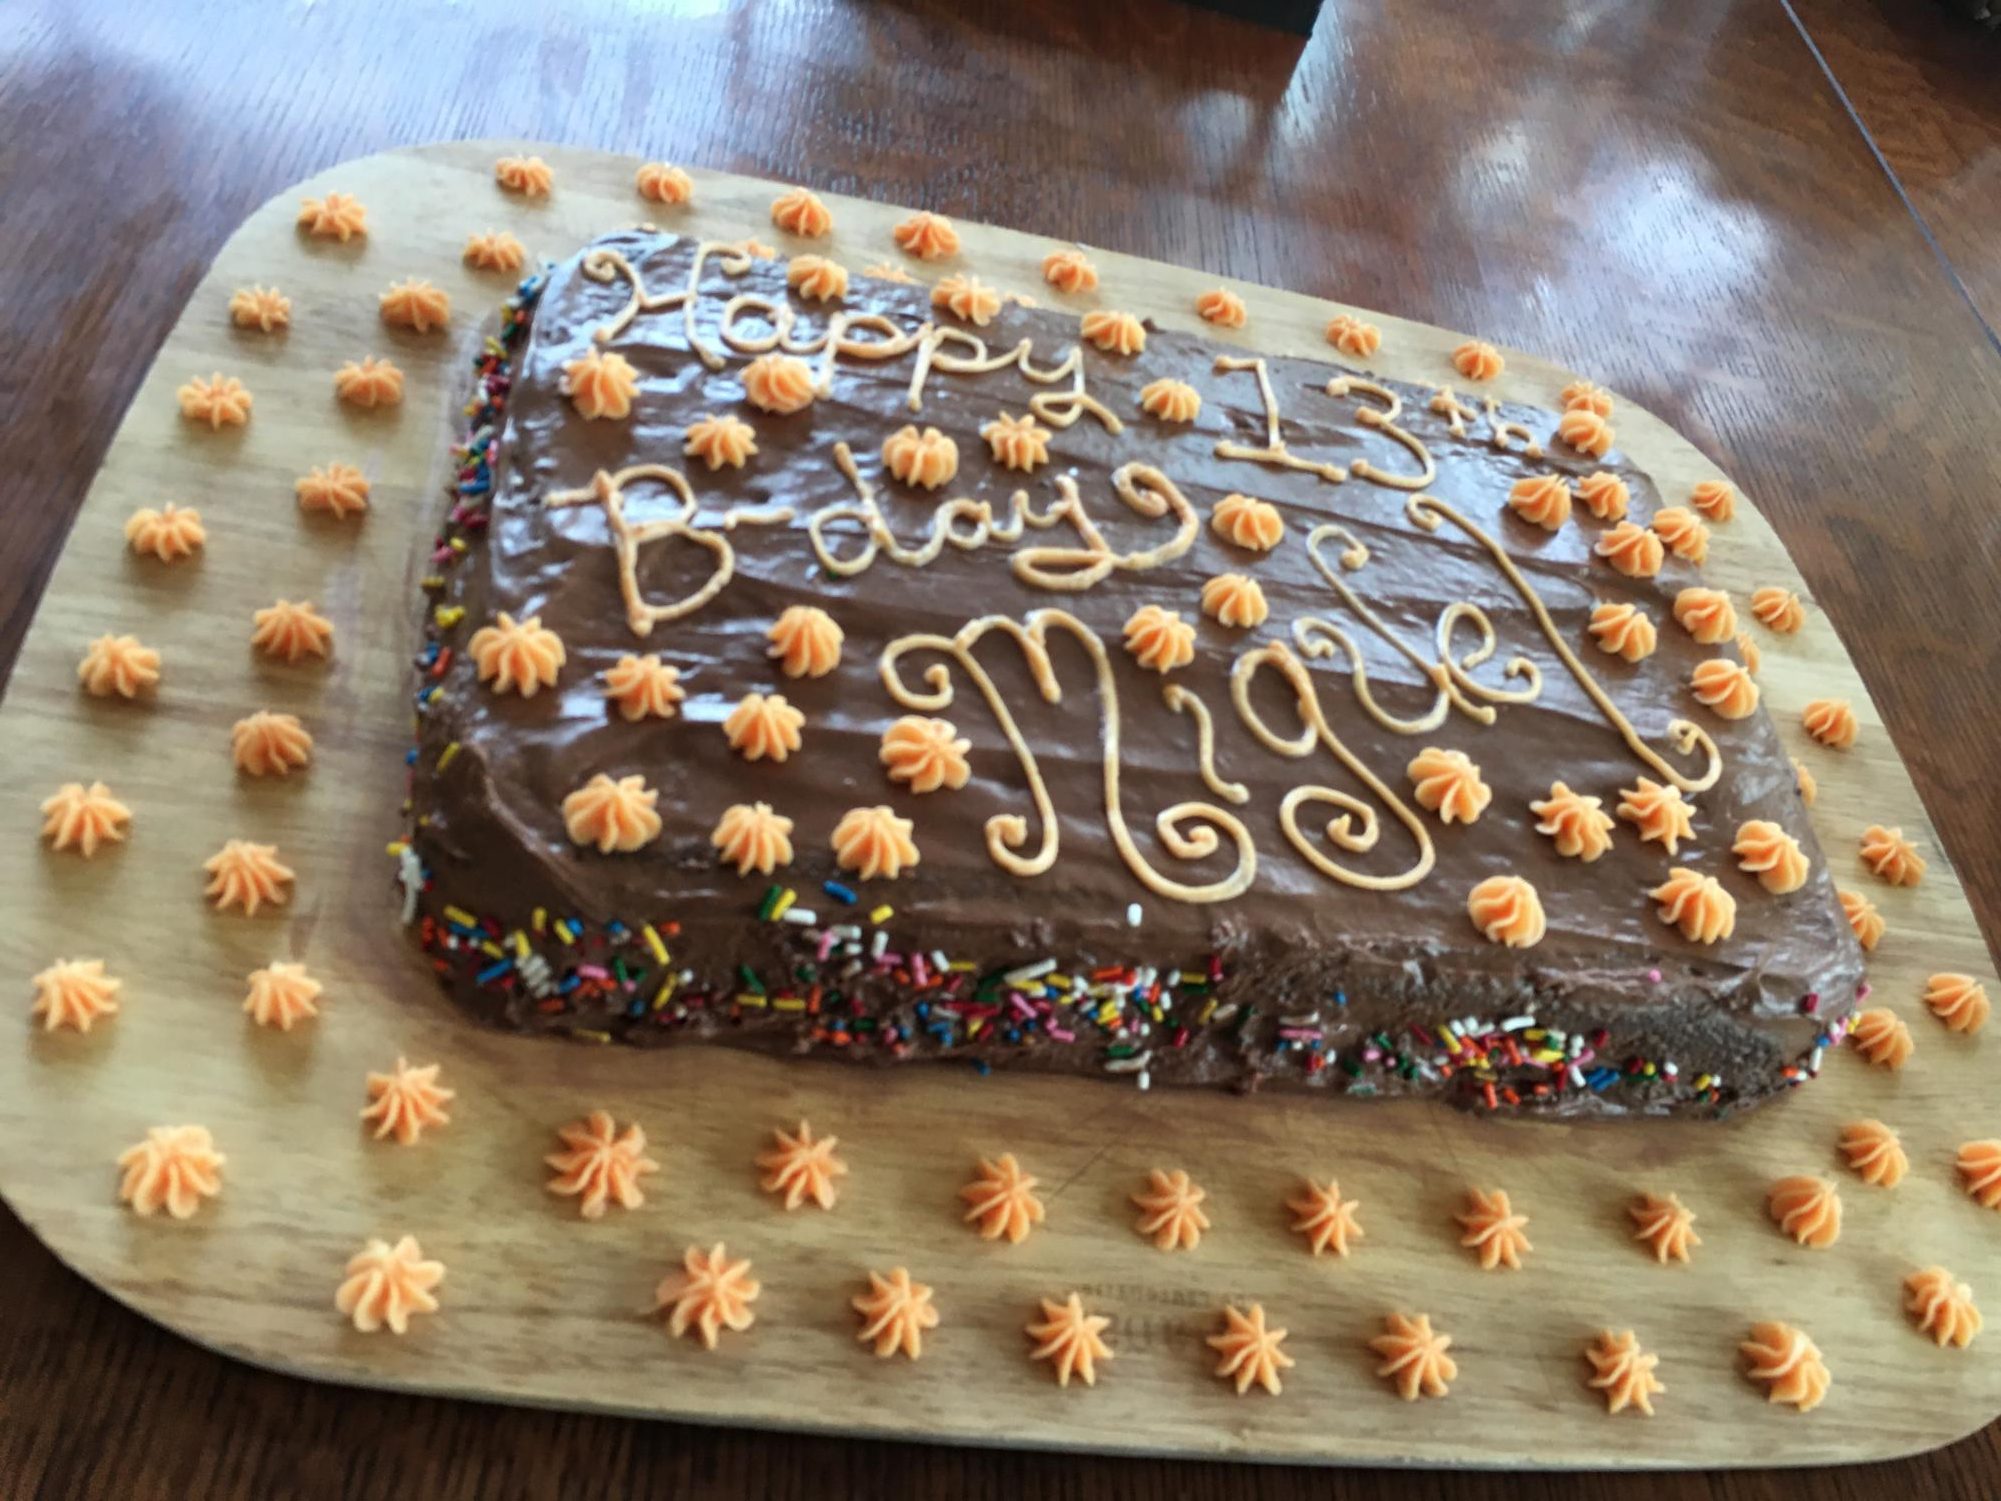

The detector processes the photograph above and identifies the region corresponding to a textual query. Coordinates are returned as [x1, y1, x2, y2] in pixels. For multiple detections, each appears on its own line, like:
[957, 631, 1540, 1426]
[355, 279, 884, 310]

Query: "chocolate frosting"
[407, 229, 1863, 1116]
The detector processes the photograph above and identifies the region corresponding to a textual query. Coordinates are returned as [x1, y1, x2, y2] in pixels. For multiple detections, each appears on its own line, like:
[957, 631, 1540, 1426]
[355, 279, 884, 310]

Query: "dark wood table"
[4, 0, 1997, 1494]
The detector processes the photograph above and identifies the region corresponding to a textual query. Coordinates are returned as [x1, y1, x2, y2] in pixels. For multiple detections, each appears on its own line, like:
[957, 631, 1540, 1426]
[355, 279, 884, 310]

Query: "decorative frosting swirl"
[78, 634, 159, 699]
[1587, 602, 1656, 662]
[297, 191, 366, 241]
[756, 1120, 847, 1210]
[1860, 824, 1925, 887]
[1131, 1168, 1208, 1251]
[880, 716, 971, 794]
[1561, 379, 1614, 417]
[832, 804, 920, 880]
[1506, 474, 1571, 530]
[40, 780, 130, 857]
[1650, 867, 1734, 943]
[468, 612, 565, 696]
[561, 772, 662, 854]
[1959, 1140, 2001, 1209]
[1593, 521, 1664, 578]
[1370, 1312, 1456, 1401]
[1906, 1267, 1981, 1349]
[853, 1269, 938, 1361]
[1690, 479, 1737, 522]
[657, 1243, 760, 1349]
[229, 285, 290, 333]
[1027, 1294, 1112, 1388]
[379, 277, 449, 332]
[1207, 1304, 1292, 1396]
[1575, 470, 1630, 521]
[125, 502, 205, 561]
[231, 710, 313, 776]
[1138, 378, 1201, 423]
[1584, 1329, 1663, 1417]
[1838, 1118, 1907, 1188]
[495, 154, 553, 196]
[30, 958, 121, 1033]
[1672, 587, 1738, 644]
[1199, 572, 1268, 630]
[892, 211, 960, 260]
[960, 1152, 1045, 1243]
[724, 692, 805, 762]
[546, 1110, 660, 1219]
[1457, 1186, 1532, 1268]
[243, 960, 320, 1030]
[336, 1236, 446, 1335]
[1081, 309, 1146, 356]
[202, 838, 293, 913]
[1740, 1322, 1829, 1412]
[1041, 248, 1098, 293]
[1649, 506, 1708, 563]
[1452, 340, 1504, 381]
[786, 253, 848, 302]
[1750, 586, 1805, 634]
[1848, 1006, 1912, 1069]
[1629, 1191, 1699, 1263]
[562, 347, 639, 420]
[1286, 1177, 1363, 1257]
[1794, 758, 1817, 806]
[1840, 888, 1884, 950]
[1925, 973, 1990, 1034]
[740, 352, 816, 415]
[252, 599, 333, 663]
[1802, 697, 1857, 749]
[1557, 408, 1613, 457]
[1466, 875, 1545, 948]
[1730, 819, 1808, 894]
[117, 1125, 224, 1219]
[980, 411, 1051, 472]
[1408, 746, 1491, 825]
[636, 161, 693, 204]
[1196, 287, 1247, 327]
[770, 185, 832, 237]
[882, 424, 959, 489]
[1767, 1176, 1842, 1248]
[766, 604, 843, 679]
[1618, 777, 1694, 852]
[932, 272, 1001, 326]
[1122, 604, 1194, 673]
[684, 412, 759, 470]
[463, 230, 526, 272]
[177, 373, 252, 428]
[333, 356, 403, 408]
[710, 801, 795, 876]
[295, 462, 370, 519]
[1531, 781, 1614, 861]
[1324, 313, 1381, 357]
[601, 653, 684, 720]
[1690, 658, 1759, 719]
[1211, 493, 1284, 552]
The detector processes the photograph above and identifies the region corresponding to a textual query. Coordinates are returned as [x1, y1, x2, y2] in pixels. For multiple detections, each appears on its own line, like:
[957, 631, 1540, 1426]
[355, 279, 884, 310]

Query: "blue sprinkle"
[822, 880, 858, 906]
[1334, 990, 1349, 1007]
[475, 958, 514, 985]
[973, 1060, 991, 1076]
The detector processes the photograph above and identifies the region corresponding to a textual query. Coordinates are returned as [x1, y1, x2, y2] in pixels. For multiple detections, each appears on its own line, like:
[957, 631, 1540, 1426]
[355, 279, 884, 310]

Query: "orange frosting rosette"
[960, 1153, 1046, 1243]
[1208, 1304, 1292, 1397]
[1408, 746, 1490, 825]
[1122, 605, 1194, 674]
[1840, 888, 1885, 950]
[767, 605, 843, 678]
[1751, 586, 1806, 634]
[1370, 1312, 1457, 1401]
[684, 412, 758, 470]
[1767, 1175, 1842, 1248]
[1286, 1178, 1363, 1257]
[1324, 313, 1381, 357]
[1690, 658, 1759, 719]
[1906, 1267, 1981, 1349]
[494, 154, 553, 196]
[1593, 521, 1664, 578]
[1690, 479, 1737, 522]
[892, 210, 960, 260]
[1802, 697, 1857, 749]
[297, 191, 367, 241]
[601, 654, 683, 721]
[546, 1110, 660, 1219]
[1584, 1330, 1664, 1417]
[1561, 379, 1615, 417]
[379, 278, 450, 332]
[202, 838, 294, 914]
[1506, 474, 1571, 531]
[636, 162, 693, 205]
[881, 715, 971, 794]
[1081, 309, 1147, 356]
[1837, 1119, 1907, 1188]
[1027, 1294, 1113, 1388]
[1212, 493, 1284, 552]
[1200, 572, 1268, 630]
[177, 373, 252, 428]
[1456, 1186, 1532, 1269]
[756, 1120, 847, 1211]
[1860, 824, 1925, 887]
[336, 1236, 445, 1335]
[854, 1268, 939, 1361]
[1629, 1191, 1700, 1264]
[832, 805, 919, 881]
[252, 599, 334, 663]
[361, 1057, 454, 1145]
[1196, 287, 1247, 328]
[1040, 248, 1097, 293]
[1530, 782, 1614, 862]
[117, 1124, 224, 1219]
[1557, 408, 1614, 458]
[1960, 1140, 2001, 1209]
[1451, 340, 1504, 381]
[1131, 1168, 1208, 1251]
[1575, 470, 1630, 521]
[1672, 587, 1737, 644]
[724, 691, 805, 762]
[78, 634, 160, 699]
[1848, 1007, 1913, 1069]
[562, 773, 662, 854]
[30, 957, 121, 1034]
[769, 185, 832, 237]
[295, 462, 371, 519]
[787, 253, 848, 302]
[711, 801, 795, 877]
[657, 1243, 760, 1349]
[563, 347, 639, 420]
[1741, 1322, 1829, 1412]
[1617, 777, 1694, 852]
[243, 960, 321, 1030]
[933, 273, 1002, 327]
[469, 612, 565, 696]
[1587, 602, 1656, 662]
[981, 411, 1051, 473]
[1731, 819, 1808, 894]
[1138, 378, 1201, 423]
[1792, 756, 1816, 807]
[882, 424, 959, 489]
[40, 781, 131, 857]
[229, 285, 291, 333]
[1924, 973, 1990, 1034]
[464, 230, 527, 272]
[742, 353, 816, 415]
[1467, 875, 1544, 948]
[1649, 868, 1735, 944]
[125, 502, 205, 562]
[334, 356, 404, 408]
[1649, 506, 1708, 563]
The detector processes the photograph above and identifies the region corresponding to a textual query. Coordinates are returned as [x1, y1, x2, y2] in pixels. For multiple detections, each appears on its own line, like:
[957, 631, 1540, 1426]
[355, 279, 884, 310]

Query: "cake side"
[398, 229, 1864, 1116]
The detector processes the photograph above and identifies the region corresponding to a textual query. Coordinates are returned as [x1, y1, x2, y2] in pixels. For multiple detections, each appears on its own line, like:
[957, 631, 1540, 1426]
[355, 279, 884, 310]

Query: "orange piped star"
[231, 710, 313, 776]
[468, 612, 565, 697]
[1131, 1167, 1208, 1251]
[124, 502, 205, 561]
[561, 773, 662, 854]
[755, 1120, 847, 1211]
[251, 599, 334, 663]
[562, 347, 640, 421]
[1286, 1177, 1363, 1257]
[657, 1242, 760, 1349]
[601, 654, 684, 721]
[117, 1124, 224, 1219]
[334, 356, 404, 408]
[1905, 1266, 1981, 1349]
[379, 277, 450, 332]
[40, 780, 131, 857]
[297, 191, 367, 241]
[1207, 1303, 1292, 1396]
[202, 838, 294, 914]
[1767, 1175, 1842, 1248]
[1456, 1186, 1532, 1270]
[1584, 1329, 1664, 1416]
[30, 958, 121, 1033]
[336, 1236, 444, 1334]
[853, 1268, 938, 1360]
[177, 373, 252, 428]
[495, 154, 553, 196]
[1026, 1293, 1113, 1387]
[78, 634, 160, 698]
[831, 805, 919, 882]
[1370, 1311, 1457, 1400]
[243, 960, 321, 1030]
[361, 1057, 454, 1145]
[228, 285, 291, 332]
[1740, 1321, 1829, 1412]
[545, 1110, 660, 1219]
[294, 462, 371, 519]
[1628, 1191, 1700, 1264]
[959, 1153, 1046, 1244]
[463, 230, 526, 272]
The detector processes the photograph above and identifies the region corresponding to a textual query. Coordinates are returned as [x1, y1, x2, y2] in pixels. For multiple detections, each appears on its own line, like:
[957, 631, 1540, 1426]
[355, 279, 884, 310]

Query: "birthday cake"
[400, 219, 1863, 1117]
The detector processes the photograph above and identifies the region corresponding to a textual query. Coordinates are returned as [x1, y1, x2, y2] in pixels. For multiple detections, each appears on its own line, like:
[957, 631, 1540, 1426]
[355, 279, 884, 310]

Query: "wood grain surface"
[2, 1, 1998, 1497]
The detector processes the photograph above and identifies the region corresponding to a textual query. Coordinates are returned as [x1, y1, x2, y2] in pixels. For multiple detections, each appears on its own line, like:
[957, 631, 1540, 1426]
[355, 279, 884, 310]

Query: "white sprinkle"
[779, 906, 818, 926]
[396, 846, 424, 925]
[870, 929, 890, 960]
[1278, 1012, 1321, 1027]
[1136, 1069, 1152, 1091]
[1662, 1060, 1679, 1079]
[1004, 958, 1058, 986]
[1210, 1003, 1240, 1026]
[1808, 1047, 1824, 1075]
[1103, 1051, 1152, 1074]
[930, 950, 950, 974]
[1126, 902, 1143, 928]
[1134, 965, 1159, 991]
[1500, 1015, 1536, 1032]
[1567, 1064, 1586, 1090]
[833, 924, 863, 941]
[840, 959, 863, 980]
[679, 967, 695, 985]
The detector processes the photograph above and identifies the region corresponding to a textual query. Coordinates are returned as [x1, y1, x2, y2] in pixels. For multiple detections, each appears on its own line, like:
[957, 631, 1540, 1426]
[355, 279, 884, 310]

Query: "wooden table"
[3, 0, 1996, 1495]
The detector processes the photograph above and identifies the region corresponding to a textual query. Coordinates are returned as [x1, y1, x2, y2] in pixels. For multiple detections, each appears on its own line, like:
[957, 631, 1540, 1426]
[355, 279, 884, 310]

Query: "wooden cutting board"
[2, 139, 1995, 1469]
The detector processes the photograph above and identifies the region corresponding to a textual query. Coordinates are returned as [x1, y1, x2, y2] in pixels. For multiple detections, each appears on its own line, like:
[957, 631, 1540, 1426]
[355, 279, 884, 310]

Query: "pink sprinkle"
[815, 930, 837, 962]
[1047, 1026, 1076, 1043]
[1646, 968, 1662, 983]
[879, 951, 904, 969]
[576, 964, 609, 982]
[1008, 994, 1035, 1020]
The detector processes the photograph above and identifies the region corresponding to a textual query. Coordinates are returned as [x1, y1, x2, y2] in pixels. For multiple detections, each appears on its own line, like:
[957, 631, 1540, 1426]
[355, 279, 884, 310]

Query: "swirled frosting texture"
[1925, 973, 1990, 1034]
[1409, 747, 1491, 825]
[1802, 698, 1857, 749]
[882, 424, 959, 489]
[892, 212, 959, 260]
[1467, 876, 1544, 948]
[1906, 1267, 1981, 1348]
[1530, 782, 1614, 861]
[1594, 521, 1663, 578]
[1690, 659, 1759, 719]
[1584, 1330, 1663, 1417]
[1371, 1313, 1455, 1401]
[1650, 868, 1735, 943]
[1041, 249, 1097, 293]
[1740, 1322, 1828, 1412]
[41, 779, 133, 852]
[711, 802, 794, 876]
[562, 773, 662, 853]
[1587, 602, 1655, 661]
[770, 186, 832, 237]
[1848, 1007, 1912, 1069]
[1672, 588, 1737, 644]
[1751, 586, 1805, 633]
[1731, 820, 1808, 893]
[1324, 314, 1381, 356]
[787, 254, 848, 302]
[495, 155, 553, 196]
[636, 162, 693, 205]
[1860, 825, 1925, 887]
[1212, 493, 1284, 551]
[832, 805, 919, 880]
[767, 605, 843, 678]
[1576, 471, 1630, 521]
[1629, 1191, 1699, 1263]
[1837, 1119, 1906, 1187]
[1557, 408, 1613, 457]
[933, 273, 1001, 326]
[881, 716, 971, 794]
[742, 353, 816, 414]
[1766, 1175, 1841, 1247]
[1122, 605, 1195, 673]
[1200, 573, 1268, 629]
[469, 613, 565, 696]
[1841, 888, 1884, 950]
[981, 411, 1050, 472]
[1139, 378, 1201, 423]
[1506, 474, 1570, 530]
[724, 693, 804, 762]
[1197, 287, 1247, 327]
[684, 413, 758, 470]
[1081, 310, 1146, 356]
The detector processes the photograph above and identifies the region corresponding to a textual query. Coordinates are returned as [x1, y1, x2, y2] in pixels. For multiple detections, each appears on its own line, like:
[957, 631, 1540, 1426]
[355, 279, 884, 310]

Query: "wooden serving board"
[2, 139, 1996, 1469]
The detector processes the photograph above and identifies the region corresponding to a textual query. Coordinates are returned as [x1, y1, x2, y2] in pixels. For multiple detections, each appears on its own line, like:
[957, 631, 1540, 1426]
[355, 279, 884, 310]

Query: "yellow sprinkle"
[1198, 998, 1218, 1025]
[421, 574, 446, 591]
[771, 888, 797, 921]
[773, 997, 807, 1012]
[869, 904, 894, 924]
[948, 961, 977, 972]
[512, 931, 530, 959]
[651, 978, 678, 1010]
[1532, 1048, 1564, 1065]
[642, 924, 668, 964]
[736, 993, 768, 1009]
[442, 905, 476, 928]
[576, 1029, 612, 1044]
[479, 940, 505, 960]
[532, 907, 547, 933]
[385, 840, 408, 857]
[555, 920, 578, 945]
[1441, 1026, 1463, 1055]
[449, 537, 468, 553]
[433, 604, 466, 628]
[1179, 970, 1206, 985]
[436, 741, 461, 771]
[1044, 973, 1073, 992]
[967, 1016, 985, 1040]
[1694, 1074, 1714, 1091]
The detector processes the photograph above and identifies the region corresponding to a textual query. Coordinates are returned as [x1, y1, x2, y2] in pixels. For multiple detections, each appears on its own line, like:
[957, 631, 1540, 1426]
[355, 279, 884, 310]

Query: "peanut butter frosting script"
[401, 228, 1862, 1118]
